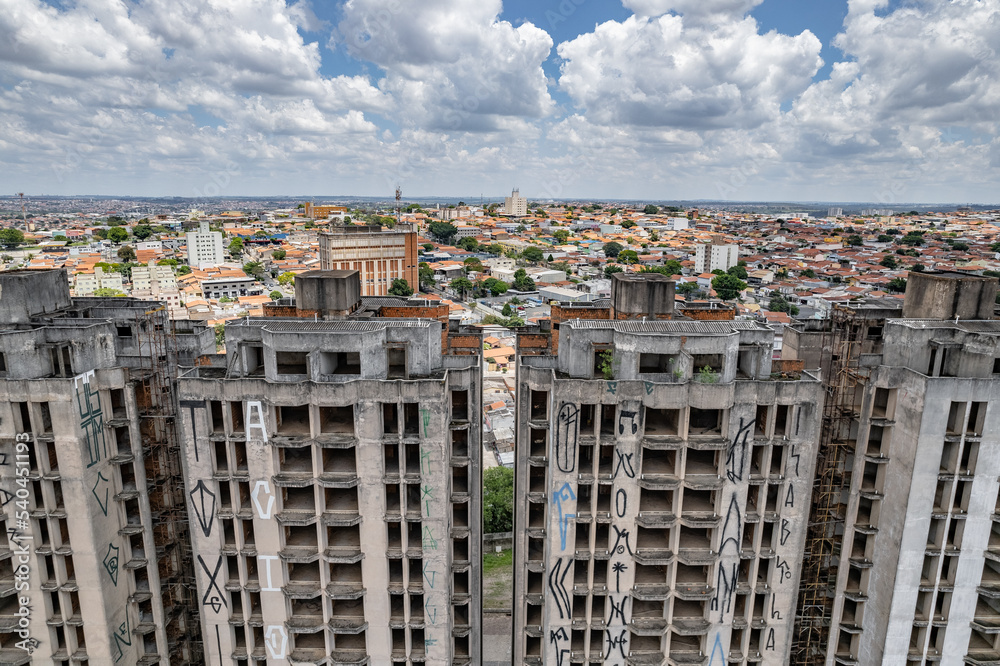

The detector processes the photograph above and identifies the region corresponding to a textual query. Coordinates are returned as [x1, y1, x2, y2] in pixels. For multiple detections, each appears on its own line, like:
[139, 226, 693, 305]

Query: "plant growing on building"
[598, 350, 617, 380]
[696, 365, 720, 384]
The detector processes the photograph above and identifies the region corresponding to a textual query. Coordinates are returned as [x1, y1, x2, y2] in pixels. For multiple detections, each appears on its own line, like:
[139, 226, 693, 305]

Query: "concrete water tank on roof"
[294, 270, 362, 316]
[901, 271, 998, 321]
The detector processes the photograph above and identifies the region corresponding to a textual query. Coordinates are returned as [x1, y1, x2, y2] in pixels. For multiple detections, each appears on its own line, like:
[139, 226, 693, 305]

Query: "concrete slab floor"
[483, 613, 513, 666]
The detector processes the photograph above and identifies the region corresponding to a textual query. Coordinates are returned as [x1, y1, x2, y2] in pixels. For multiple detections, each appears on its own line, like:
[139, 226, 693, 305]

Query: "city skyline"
[2, 0, 999, 202]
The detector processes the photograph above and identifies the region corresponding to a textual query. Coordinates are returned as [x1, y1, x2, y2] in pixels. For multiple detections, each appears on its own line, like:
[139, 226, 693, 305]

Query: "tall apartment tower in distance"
[0, 270, 214, 665]
[512, 273, 824, 665]
[187, 220, 225, 269]
[693, 243, 740, 274]
[177, 270, 483, 665]
[784, 271, 1000, 666]
[504, 189, 528, 217]
[318, 224, 419, 296]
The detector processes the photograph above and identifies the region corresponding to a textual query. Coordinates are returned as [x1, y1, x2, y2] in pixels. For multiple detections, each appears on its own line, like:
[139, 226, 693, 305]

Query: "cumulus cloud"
[782, 0, 1000, 200]
[557, 13, 822, 131]
[1, 0, 998, 201]
[622, 0, 763, 21]
[0, 0, 390, 194]
[336, 0, 554, 130]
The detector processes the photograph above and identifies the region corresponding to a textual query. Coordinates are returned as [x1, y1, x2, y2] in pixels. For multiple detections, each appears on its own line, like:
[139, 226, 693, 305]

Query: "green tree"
[132, 225, 153, 240]
[900, 232, 925, 246]
[727, 264, 748, 280]
[483, 466, 514, 533]
[677, 281, 700, 295]
[228, 236, 244, 258]
[880, 255, 898, 269]
[93, 288, 125, 297]
[711, 273, 747, 300]
[605, 265, 624, 278]
[952, 241, 969, 251]
[214, 323, 225, 349]
[649, 230, 659, 242]
[487, 243, 505, 255]
[619, 250, 639, 264]
[92, 228, 109, 240]
[243, 261, 265, 278]
[419, 263, 435, 289]
[271, 249, 286, 260]
[801, 268, 816, 278]
[117, 245, 137, 262]
[846, 235, 863, 247]
[502, 303, 513, 317]
[457, 237, 480, 252]
[620, 220, 635, 229]
[521, 246, 545, 263]
[422, 243, 435, 252]
[991, 241, 1000, 253]
[177, 265, 192, 275]
[464, 258, 484, 274]
[157, 258, 178, 267]
[277, 271, 296, 286]
[269, 290, 282, 300]
[0, 228, 25, 248]
[877, 235, 893, 243]
[451, 277, 474, 300]
[768, 294, 796, 313]
[388, 278, 414, 297]
[108, 227, 129, 243]
[603, 241, 623, 258]
[428, 222, 458, 244]
[913, 264, 926, 272]
[887, 277, 907, 293]
[512, 269, 535, 292]
[482, 278, 509, 296]
[643, 204, 659, 214]
[553, 229, 570, 243]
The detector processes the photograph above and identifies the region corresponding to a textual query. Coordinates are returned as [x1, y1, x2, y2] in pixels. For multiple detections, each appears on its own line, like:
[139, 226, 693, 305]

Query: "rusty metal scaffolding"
[791, 304, 880, 665]
[134, 305, 204, 664]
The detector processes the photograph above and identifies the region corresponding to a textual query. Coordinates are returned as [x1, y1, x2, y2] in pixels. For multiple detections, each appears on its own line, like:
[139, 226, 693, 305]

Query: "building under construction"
[0, 269, 214, 664]
[785, 271, 1000, 665]
[512, 274, 826, 665]
[177, 270, 484, 665]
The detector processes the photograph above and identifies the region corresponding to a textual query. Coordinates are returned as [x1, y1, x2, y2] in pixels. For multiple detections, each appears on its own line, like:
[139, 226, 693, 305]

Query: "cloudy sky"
[2, 0, 998, 203]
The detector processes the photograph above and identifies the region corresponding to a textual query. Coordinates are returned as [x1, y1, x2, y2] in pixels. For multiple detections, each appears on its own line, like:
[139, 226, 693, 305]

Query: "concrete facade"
[177, 281, 483, 665]
[188, 220, 225, 269]
[693, 245, 739, 275]
[504, 190, 528, 218]
[0, 270, 214, 665]
[512, 280, 824, 665]
[318, 225, 419, 297]
[202, 276, 263, 300]
[826, 317, 1000, 665]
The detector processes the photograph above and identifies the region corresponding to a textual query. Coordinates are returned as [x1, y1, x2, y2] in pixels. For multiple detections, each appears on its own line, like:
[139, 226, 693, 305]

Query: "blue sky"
[2, 0, 998, 203]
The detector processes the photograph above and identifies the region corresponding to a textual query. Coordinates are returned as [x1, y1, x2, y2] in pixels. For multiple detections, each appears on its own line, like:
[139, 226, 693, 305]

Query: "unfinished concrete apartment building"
[784, 271, 1000, 666]
[0, 269, 214, 665]
[177, 270, 483, 665]
[512, 274, 825, 665]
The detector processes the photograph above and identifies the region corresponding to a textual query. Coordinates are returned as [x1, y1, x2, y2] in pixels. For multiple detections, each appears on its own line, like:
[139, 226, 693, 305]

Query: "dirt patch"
[483, 549, 513, 610]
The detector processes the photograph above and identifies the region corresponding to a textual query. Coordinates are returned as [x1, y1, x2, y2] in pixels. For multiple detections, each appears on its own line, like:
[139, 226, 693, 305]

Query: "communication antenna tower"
[16, 193, 25, 222]
[395, 185, 402, 227]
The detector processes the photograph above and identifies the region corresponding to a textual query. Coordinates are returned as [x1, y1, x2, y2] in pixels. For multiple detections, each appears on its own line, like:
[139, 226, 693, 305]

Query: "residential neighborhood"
[3, 197, 999, 348]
